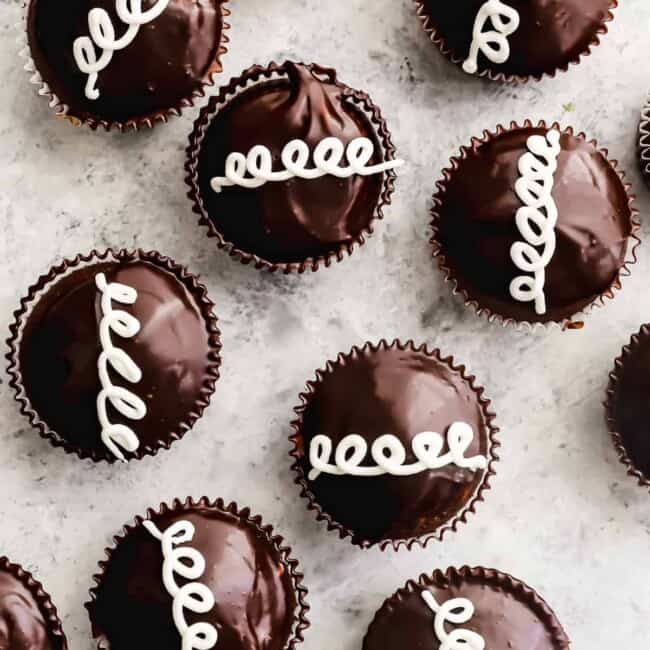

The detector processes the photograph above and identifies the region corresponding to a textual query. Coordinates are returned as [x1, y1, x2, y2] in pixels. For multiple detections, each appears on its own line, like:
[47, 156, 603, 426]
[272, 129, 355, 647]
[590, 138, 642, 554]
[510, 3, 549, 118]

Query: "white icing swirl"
[463, 0, 520, 75]
[421, 590, 485, 650]
[95, 272, 146, 462]
[73, 0, 170, 100]
[143, 520, 218, 650]
[308, 421, 487, 480]
[210, 137, 404, 193]
[509, 129, 562, 315]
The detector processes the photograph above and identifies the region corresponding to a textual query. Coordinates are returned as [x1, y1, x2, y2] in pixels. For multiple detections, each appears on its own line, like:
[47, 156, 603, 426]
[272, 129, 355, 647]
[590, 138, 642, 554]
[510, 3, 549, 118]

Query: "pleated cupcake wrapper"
[413, 0, 617, 83]
[604, 323, 650, 489]
[288, 339, 500, 551]
[639, 94, 650, 186]
[85, 497, 310, 650]
[430, 120, 640, 332]
[185, 60, 400, 273]
[0, 556, 68, 650]
[6, 248, 222, 463]
[19, 1, 230, 132]
[362, 566, 570, 649]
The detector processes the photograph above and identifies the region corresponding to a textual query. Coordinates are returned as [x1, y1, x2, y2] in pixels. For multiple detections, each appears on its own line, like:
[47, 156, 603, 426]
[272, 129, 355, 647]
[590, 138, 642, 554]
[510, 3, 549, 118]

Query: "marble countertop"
[2, 0, 650, 647]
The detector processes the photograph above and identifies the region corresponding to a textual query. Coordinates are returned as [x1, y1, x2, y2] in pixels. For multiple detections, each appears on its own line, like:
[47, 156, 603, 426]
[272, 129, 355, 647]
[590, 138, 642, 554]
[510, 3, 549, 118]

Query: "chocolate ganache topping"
[433, 125, 633, 324]
[16, 256, 218, 461]
[88, 504, 299, 650]
[195, 62, 386, 265]
[292, 342, 495, 548]
[27, 0, 226, 125]
[418, 0, 614, 78]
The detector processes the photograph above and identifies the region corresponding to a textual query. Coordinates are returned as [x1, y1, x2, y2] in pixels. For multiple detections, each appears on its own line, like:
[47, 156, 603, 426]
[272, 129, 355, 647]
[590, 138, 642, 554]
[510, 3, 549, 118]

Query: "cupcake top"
[415, 0, 615, 80]
[0, 557, 67, 650]
[431, 123, 636, 325]
[187, 61, 402, 271]
[290, 341, 497, 549]
[87, 499, 308, 650]
[26, 0, 229, 128]
[8, 250, 220, 462]
[363, 566, 569, 650]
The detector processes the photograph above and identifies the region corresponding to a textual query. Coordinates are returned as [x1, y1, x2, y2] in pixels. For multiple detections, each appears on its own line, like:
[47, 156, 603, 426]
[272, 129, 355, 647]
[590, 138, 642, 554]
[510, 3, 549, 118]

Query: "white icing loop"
[96, 272, 146, 462]
[144, 520, 218, 650]
[463, 0, 520, 75]
[509, 129, 562, 315]
[308, 421, 487, 480]
[421, 590, 485, 650]
[210, 137, 405, 193]
[73, 0, 170, 100]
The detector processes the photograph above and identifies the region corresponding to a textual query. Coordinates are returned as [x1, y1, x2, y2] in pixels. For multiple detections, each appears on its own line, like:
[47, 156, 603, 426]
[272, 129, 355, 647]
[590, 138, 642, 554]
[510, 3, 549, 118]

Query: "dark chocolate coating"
[89, 507, 298, 650]
[435, 127, 632, 323]
[0, 570, 56, 650]
[419, 0, 612, 78]
[27, 0, 224, 123]
[296, 345, 490, 546]
[18, 260, 213, 461]
[363, 569, 569, 650]
[196, 63, 384, 264]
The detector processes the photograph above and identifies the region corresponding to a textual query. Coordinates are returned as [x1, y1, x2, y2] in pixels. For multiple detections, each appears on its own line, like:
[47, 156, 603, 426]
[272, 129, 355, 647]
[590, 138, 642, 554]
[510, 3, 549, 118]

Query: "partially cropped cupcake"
[289, 340, 498, 550]
[431, 121, 638, 326]
[363, 566, 569, 650]
[24, 0, 230, 130]
[0, 556, 68, 650]
[7, 249, 221, 462]
[186, 61, 403, 272]
[86, 498, 309, 650]
[414, 0, 616, 81]
[640, 95, 650, 186]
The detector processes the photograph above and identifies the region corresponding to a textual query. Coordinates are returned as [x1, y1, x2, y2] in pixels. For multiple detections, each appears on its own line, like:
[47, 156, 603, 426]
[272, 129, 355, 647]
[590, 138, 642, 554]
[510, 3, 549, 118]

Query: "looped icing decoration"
[95, 272, 146, 462]
[308, 421, 487, 480]
[73, 0, 170, 100]
[463, 0, 520, 75]
[144, 519, 219, 650]
[421, 590, 485, 650]
[509, 129, 562, 315]
[210, 137, 405, 193]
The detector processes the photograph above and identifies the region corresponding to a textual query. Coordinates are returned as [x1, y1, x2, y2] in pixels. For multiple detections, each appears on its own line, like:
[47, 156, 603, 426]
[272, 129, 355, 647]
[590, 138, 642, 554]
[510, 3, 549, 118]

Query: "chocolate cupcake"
[23, 0, 230, 130]
[363, 566, 569, 650]
[414, 0, 617, 82]
[431, 121, 638, 327]
[605, 324, 650, 487]
[86, 497, 309, 650]
[289, 340, 499, 550]
[0, 556, 68, 650]
[6, 249, 221, 462]
[186, 61, 403, 272]
[640, 95, 650, 186]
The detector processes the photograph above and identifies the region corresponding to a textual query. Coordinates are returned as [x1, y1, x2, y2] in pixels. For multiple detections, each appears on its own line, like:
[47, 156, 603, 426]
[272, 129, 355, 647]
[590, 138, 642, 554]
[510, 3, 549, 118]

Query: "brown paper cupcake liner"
[6, 248, 222, 463]
[362, 566, 570, 649]
[430, 120, 640, 331]
[185, 61, 399, 273]
[19, 1, 230, 132]
[605, 323, 650, 488]
[0, 556, 68, 650]
[85, 497, 310, 650]
[413, 0, 617, 83]
[289, 339, 500, 551]
[639, 94, 650, 186]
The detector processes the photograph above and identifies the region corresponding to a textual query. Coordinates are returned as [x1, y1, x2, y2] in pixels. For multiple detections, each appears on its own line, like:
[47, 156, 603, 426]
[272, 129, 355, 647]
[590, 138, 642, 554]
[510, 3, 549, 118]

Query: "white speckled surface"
[1, 0, 650, 648]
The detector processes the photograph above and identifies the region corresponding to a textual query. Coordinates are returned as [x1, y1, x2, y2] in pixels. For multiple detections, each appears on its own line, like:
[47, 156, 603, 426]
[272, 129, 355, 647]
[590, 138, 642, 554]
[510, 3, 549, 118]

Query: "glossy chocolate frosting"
[363, 568, 569, 650]
[27, 0, 225, 124]
[88, 506, 298, 650]
[434, 126, 632, 323]
[294, 344, 493, 547]
[0, 569, 59, 650]
[419, 0, 613, 78]
[195, 62, 385, 265]
[18, 259, 215, 461]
